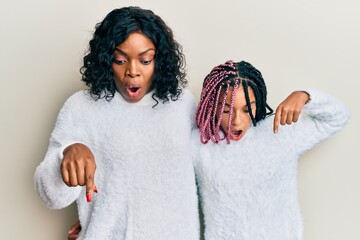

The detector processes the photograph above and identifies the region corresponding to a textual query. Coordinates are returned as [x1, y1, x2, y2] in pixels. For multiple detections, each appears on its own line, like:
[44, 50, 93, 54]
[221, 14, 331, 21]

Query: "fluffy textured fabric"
[35, 89, 199, 240]
[192, 90, 350, 240]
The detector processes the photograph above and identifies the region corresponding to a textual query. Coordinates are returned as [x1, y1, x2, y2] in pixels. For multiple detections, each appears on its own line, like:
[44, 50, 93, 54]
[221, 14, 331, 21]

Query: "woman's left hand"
[67, 219, 81, 240]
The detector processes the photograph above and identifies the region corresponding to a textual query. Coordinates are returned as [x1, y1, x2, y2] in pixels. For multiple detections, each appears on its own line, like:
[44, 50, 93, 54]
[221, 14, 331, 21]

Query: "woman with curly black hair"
[81, 6, 187, 104]
[35, 7, 199, 240]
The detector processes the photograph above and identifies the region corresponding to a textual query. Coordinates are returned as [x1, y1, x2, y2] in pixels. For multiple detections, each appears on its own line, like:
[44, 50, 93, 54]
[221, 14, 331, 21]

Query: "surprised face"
[112, 32, 156, 103]
[217, 86, 257, 141]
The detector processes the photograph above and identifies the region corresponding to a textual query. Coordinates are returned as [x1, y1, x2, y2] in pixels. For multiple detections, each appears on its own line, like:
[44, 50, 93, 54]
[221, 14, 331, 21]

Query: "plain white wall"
[1, 0, 359, 239]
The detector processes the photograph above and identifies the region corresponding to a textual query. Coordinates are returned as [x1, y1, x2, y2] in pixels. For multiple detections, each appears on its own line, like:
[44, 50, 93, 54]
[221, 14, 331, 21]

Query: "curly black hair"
[80, 6, 187, 103]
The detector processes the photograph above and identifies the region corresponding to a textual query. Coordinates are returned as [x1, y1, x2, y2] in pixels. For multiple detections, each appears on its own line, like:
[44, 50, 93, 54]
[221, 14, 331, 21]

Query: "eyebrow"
[114, 47, 156, 57]
[224, 101, 256, 107]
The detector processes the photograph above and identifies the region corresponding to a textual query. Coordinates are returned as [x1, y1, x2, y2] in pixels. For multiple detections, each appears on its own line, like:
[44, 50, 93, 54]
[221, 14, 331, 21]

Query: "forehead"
[116, 32, 156, 53]
[221, 85, 256, 106]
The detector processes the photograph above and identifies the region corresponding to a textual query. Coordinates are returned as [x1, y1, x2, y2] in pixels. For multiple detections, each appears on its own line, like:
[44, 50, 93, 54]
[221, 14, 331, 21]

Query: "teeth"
[232, 130, 241, 136]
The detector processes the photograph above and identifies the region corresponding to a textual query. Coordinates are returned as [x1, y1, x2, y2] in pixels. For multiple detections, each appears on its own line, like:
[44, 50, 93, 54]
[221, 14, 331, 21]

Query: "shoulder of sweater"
[177, 88, 196, 105]
[302, 89, 350, 117]
[302, 89, 341, 107]
[57, 90, 104, 119]
[191, 128, 200, 143]
[64, 90, 95, 105]
[181, 88, 194, 97]
[62, 90, 118, 110]
[303, 89, 333, 105]
[168, 88, 196, 116]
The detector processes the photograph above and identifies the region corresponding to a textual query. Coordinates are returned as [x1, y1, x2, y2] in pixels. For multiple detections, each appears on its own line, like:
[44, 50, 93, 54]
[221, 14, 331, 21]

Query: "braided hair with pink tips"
[196, 60, 273, 144]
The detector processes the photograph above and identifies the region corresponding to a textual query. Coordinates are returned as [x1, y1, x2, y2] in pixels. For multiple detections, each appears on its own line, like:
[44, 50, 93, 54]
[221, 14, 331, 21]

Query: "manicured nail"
[86, 193, 91, 202]
[94, 186, 98, 193]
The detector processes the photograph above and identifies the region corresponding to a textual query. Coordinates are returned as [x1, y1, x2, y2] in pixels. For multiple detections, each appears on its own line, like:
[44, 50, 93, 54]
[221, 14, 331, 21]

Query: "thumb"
[68, 220, 80, 234]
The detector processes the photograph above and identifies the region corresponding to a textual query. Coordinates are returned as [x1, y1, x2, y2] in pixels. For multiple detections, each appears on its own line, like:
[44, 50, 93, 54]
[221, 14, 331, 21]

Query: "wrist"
[300, 91, 311, 104]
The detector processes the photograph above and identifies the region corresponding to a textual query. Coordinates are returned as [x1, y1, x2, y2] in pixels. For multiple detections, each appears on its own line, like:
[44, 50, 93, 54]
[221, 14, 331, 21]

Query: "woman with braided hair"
[196, 60, 274, 144]
[192, 60, 350, 239]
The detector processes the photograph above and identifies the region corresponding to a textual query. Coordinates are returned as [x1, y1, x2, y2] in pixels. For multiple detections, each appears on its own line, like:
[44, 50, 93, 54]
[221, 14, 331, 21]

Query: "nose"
[126, 61, 140, 77]
[231, 111, 242, 127]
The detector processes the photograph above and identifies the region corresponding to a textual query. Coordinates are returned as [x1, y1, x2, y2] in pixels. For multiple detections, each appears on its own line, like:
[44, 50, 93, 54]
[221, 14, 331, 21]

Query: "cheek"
[112, 65, 126, 80]
[220, 116, 229, 132]
[244, 119, 252, 130]
[252, 107, 257, 118]
[145, 67, 155, 82]
[145, 74, 154, 85]
[112, 67, 120, 80]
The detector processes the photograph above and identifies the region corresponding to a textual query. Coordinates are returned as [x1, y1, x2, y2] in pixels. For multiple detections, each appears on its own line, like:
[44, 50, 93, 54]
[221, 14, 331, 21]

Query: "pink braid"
[196, 60, 239, 144]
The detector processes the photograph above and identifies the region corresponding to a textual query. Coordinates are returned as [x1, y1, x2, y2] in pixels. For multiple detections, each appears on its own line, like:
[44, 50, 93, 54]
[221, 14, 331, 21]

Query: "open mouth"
[124, 84, 142, 101]
[230, 129, 243, 141]
[129, 87, 140, 93]
[231, 130, 242, 136]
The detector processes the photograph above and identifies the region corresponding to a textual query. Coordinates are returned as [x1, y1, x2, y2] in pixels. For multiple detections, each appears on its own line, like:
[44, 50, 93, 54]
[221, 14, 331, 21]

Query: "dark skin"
[61, 143, 97, 202]
[63, 143, 94, 239]
[67, 220, 81, 240]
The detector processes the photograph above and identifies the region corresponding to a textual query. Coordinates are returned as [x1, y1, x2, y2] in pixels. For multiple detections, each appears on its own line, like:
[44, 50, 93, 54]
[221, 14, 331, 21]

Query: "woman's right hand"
[61, 143, 97, 202]
[273, 91, 310, 134]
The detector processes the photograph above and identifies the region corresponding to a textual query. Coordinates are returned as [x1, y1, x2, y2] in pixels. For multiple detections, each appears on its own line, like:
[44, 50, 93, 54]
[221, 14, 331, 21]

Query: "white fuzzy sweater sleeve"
[282, 89, 350, 155]
[34, 92, 88, 209]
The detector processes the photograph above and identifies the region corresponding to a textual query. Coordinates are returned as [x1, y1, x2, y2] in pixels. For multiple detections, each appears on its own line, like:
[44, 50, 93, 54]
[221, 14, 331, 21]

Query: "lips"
[230, 129, 243, 141]
[125, 84, 141, 99]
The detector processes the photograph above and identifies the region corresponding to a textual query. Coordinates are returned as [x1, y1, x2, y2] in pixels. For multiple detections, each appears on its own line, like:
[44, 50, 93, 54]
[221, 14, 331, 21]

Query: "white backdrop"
[1, 0, 359, 239]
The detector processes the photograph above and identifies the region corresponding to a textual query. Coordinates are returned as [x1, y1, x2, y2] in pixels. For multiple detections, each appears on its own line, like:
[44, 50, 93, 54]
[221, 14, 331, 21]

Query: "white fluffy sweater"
[35, 89, 199, 240]
[192, 90, 350, 240]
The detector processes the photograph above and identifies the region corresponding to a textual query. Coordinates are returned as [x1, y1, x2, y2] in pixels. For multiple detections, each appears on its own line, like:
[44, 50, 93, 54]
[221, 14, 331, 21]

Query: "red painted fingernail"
[94, 186, 98, 193]
[86, 193, 91, 202]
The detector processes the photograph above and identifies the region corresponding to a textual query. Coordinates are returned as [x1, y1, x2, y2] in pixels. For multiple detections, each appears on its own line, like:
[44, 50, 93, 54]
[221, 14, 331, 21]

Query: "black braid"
[242, 80, 257, 126]
[235, 61, 273, 124]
